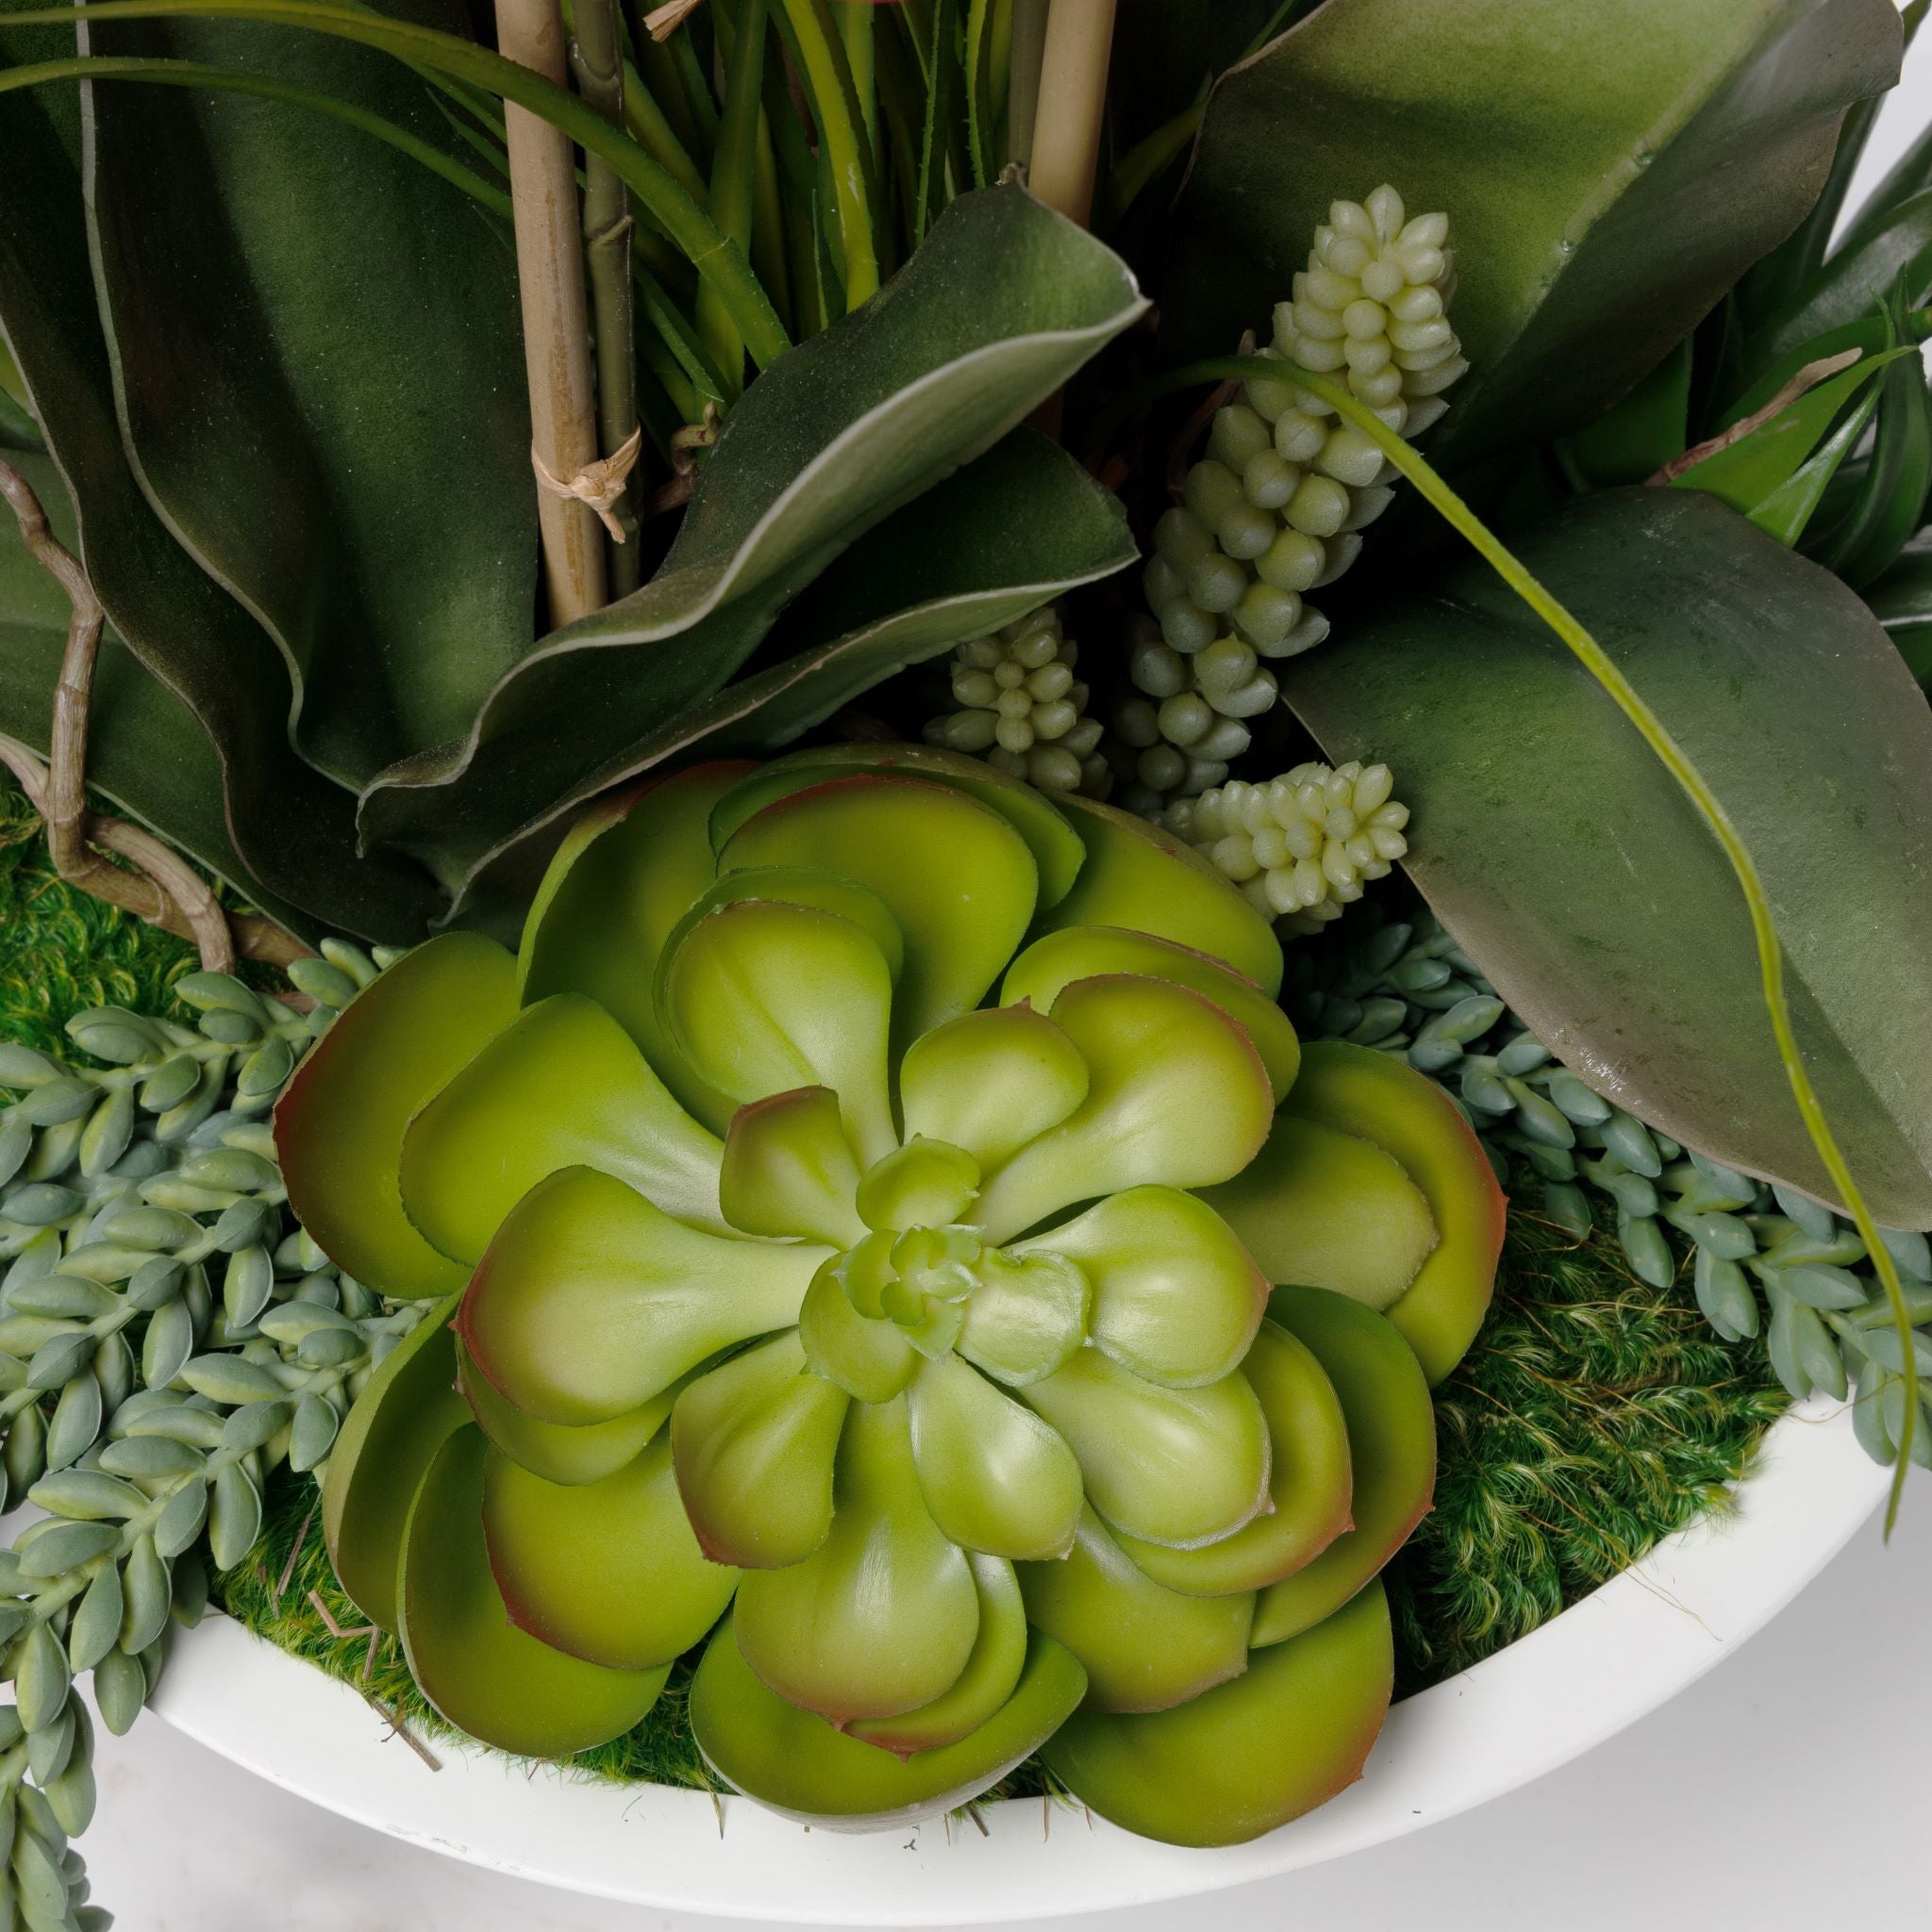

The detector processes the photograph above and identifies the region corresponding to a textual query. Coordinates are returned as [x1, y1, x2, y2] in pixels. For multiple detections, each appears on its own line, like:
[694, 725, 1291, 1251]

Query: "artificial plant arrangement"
[0, 0, 1926, 1915]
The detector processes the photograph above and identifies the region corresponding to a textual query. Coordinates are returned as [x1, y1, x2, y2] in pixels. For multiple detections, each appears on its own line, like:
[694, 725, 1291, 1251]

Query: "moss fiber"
[0, 793, 1789, 1795]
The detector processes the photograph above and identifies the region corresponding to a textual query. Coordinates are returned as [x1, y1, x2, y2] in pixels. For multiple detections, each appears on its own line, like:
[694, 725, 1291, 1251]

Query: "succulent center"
[799, 1136, 1091, 1400]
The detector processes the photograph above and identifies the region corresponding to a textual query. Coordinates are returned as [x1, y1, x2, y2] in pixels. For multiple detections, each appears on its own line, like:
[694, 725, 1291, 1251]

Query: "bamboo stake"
[1027, 0, 1117, 227]
[496, 0, 607, 624]
[571, 0, 642, 595]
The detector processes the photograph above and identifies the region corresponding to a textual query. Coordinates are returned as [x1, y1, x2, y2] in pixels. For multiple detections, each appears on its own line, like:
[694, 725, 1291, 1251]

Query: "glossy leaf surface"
[1043, 1579, 1392, 1846]
[1284, 490, 1932, 1231]
[1171, 0, 1902, 467]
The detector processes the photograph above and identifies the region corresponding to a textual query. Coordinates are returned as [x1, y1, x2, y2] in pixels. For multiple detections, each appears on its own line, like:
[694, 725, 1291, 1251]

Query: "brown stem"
[497, 0, 608, 624]
[1028, 0, 1119, 228]
[572, 0, 643, 596]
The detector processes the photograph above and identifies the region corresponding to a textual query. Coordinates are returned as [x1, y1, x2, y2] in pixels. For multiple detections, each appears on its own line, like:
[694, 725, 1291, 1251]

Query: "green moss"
[1384, 1196, 1789, 1691]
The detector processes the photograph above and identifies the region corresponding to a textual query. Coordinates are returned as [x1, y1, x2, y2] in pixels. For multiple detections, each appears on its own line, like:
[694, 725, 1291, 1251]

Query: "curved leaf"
[1283, 488, 1932, 1226]
[0, 24, 441, 938]
[355, 188, 1145, 891]
[1169, 0, 1901, 466]
[76, 0, 535, 788]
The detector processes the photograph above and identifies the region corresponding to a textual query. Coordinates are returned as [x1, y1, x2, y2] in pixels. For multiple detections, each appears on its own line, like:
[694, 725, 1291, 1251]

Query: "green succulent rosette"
[274, 745, 1504, 1846]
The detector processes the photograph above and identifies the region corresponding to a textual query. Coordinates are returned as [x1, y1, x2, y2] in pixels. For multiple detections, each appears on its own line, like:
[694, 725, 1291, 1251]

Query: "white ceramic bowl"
[149, 1395, 1887, 1924]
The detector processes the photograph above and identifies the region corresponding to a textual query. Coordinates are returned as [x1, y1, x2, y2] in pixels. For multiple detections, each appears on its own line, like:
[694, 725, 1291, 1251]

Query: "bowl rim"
[151, 1397, 1885, 1924]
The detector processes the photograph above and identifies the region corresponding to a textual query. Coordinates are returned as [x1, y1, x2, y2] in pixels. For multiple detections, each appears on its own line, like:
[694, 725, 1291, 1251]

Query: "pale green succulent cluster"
[1116, 186, 1464, 815]
[1163, 762, 1410, 935]
[1291, 907, 1932, 1468]
[280, 745, 1505, 1846]
[0, 945, 409, 1929]
[924, 606, 1109, 796]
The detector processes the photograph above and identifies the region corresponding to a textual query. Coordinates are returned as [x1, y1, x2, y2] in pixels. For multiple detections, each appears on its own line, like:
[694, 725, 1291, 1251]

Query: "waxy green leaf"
[1283, 491, 1932, 1230]
[482, 1435, 737, 1671]
[356, 190, 1146, 889]
[400, 1426, 667, 1758]
[733, 1396, 979, 1724]
[898, 1006, 1089, 1174]
[691, 1615, 1086, 1827]
[457, 1338, 675, 1489]
[458, 1166, 827, 1425]
[1043, 1579, 1391, 1847]
[1171, 0, 1902, 466]
[1251, 1289, 1435, 1646]
[721, 1087, 866, 1248]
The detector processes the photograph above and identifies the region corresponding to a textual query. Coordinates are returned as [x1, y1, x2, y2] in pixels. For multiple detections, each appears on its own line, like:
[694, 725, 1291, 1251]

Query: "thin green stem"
[769, 0, 879, 309]
[619, 54, 709, 205]
[1138, 352, 1922, 1525]
[963, 0, 992, 186]
[3, 0, 791, 369]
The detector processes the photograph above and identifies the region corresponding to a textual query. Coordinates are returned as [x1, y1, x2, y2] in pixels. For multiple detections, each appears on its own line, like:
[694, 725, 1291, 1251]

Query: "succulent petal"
[690, 1615, 1087, 1830]
[974, 976, 1274, 1243]
[1032, 795, 1283, 994]
[716, 775, 1040, 1049]
[799, 1259, 920, 1403]
[457, 1337, 682, 1489]
[733, 1397, 980, 1725]
[846, 1553, 1029, 1756]
[953, 1249, 1090, 1387]
[660, 900, 897, 1168]
[720, 1086, 866, 1248]
[1000, 926, 1300, 1102]
[855, 1138, 980, 1233]
[482, 1435, 738, 1671]
[897, 1005, 1090, 1173]
[1017, 1507, 1254, 1713]
[458, 1167, 829, 1426]
[519, 763, 753, 1132]
[1114, 1317, 1353, 1597]
[709, 743, 1083, 907]
[905, 1353, 1084, 1560]
[400, 994, 727, 1264]
[1250, 1288, 1436, 1646]
[671, 1331, 850, 1569]
[398, 1426, 668, 1758]
[1041, 1580, 1392, 1845]
[275, 933, 517, 1298]
[1021, 1349, 1273, 1552]
[1026, 1186, 1266, 1389]
[322, 1290, 470, 1633]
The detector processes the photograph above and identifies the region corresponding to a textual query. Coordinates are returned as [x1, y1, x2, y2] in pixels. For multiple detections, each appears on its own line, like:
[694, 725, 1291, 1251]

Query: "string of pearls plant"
[1291, 908, 1932, 1467]
[0, 943, 414, 1930]
[1116, 186, 1467, 815]
[1161, 760, 1411, 934]
[923, 605, 1110, 796]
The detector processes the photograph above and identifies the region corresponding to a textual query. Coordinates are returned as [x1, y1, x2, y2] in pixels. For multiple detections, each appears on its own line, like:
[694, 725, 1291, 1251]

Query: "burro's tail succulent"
[274, 745, 1504, 1846]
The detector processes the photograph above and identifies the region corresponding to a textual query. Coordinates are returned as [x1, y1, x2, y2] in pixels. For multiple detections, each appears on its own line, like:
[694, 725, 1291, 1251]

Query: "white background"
[86, 15, 1932, 1932]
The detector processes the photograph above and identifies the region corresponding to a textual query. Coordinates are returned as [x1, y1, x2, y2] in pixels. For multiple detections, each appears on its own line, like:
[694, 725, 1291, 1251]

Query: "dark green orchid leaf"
[1737, 0, 1930, 325]
[1668, 354, 1901, 517]
[1863, 527, 1932, 686]
[1042, 1579, 1391, 1848]
[0, 455, 299, 930]
[1806, 301, 1932, 588]
[356, 190, 1146, 893]
[1742, 191, 1932, 381]
[0, 25, 441, 939]
[75, 0, 537, 790]
[691, 1614, 1086, 1829]
[1283, 490, 1932, 1228]
[1557, 338, 1692, 490]
[1169, 0, 1902, 468]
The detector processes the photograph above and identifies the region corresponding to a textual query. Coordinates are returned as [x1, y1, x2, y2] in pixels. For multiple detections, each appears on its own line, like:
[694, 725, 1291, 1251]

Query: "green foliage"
[1167, 0, 1902, 469]
[1282, 487, 1932, 1229]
